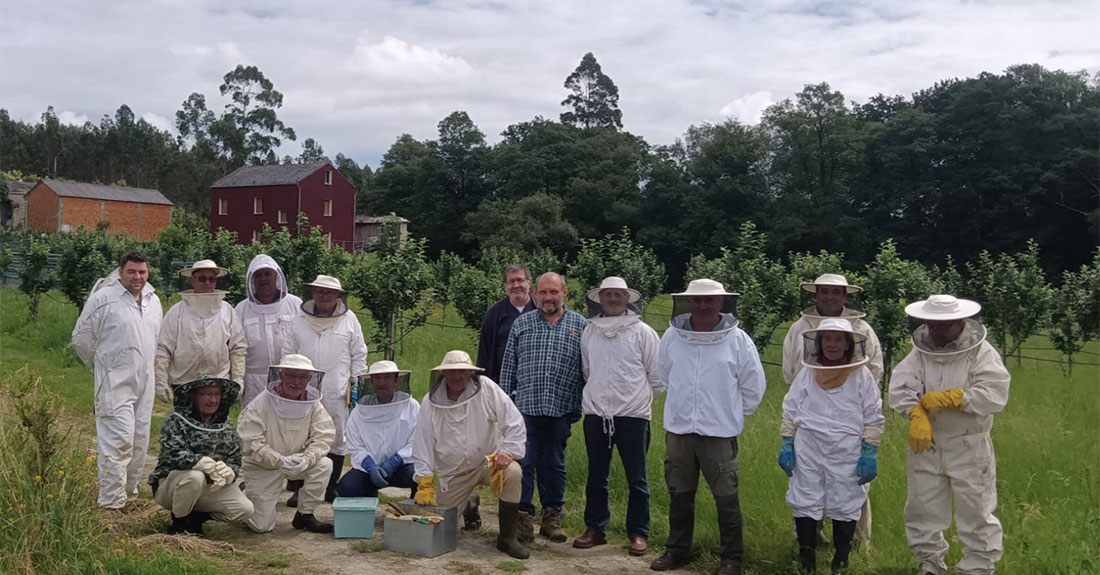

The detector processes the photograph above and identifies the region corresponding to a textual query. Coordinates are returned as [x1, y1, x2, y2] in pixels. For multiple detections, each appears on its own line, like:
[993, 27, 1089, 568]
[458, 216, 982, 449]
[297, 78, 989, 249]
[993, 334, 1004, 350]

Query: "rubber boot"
[831, 520, 857, 573]
[496, 501, 530, 559]
[292, 511, 334, 533]
[325, 453, 344, 503]
[187, 511, 211, 536]
[167, 513, 190, 535]
[463, 492, 482, 530]
[795, 516, 818, 574]
[286, 479, 303, 508]
[287, 489, 300, 508]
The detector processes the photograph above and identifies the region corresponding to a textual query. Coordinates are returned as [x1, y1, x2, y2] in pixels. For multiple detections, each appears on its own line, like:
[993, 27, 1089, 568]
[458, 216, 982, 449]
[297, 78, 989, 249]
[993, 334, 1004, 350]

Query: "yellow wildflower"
[34, 475, 42, 483]
[46, 494, 54, 500]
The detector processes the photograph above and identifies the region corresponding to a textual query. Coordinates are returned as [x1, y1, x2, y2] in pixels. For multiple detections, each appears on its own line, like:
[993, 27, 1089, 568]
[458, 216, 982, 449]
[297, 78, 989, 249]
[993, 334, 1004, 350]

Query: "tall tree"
[217, 65, 297, 165]
[560, 52, 623, 129]
[297, 137, 330, 164]
[175, 92, 216, 147]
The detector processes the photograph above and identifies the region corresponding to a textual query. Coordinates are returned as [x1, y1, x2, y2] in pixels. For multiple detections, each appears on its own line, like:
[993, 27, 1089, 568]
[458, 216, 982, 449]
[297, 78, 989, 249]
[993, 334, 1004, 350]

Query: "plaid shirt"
[499, 309, 587, 417]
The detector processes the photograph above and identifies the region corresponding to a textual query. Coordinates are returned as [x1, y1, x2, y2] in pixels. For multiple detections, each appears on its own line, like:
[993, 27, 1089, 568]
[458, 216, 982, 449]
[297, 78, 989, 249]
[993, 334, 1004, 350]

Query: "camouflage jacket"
[149, 377, 242, 493]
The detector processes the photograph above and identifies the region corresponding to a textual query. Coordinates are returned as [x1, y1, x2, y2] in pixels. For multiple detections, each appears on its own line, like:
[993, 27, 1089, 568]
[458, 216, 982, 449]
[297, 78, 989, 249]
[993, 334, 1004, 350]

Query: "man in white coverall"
[889, 295, 1010, 575]
[651, 279, 766, 575]
[573, 277, 663, 557]
[156, 259, 246, 403]
[72, 251, 163, 509]
[781, 273, 883, 546]
[282, 274, 368, 504]
[238, 354, 336, 534]
[410, 350, 529, 559]
[235, 254, 302, 407]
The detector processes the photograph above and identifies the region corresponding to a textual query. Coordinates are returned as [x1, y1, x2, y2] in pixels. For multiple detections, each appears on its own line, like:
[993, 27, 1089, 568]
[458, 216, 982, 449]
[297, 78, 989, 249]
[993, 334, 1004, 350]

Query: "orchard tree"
[56, 230, 112, 311]
[19, 240, 53, 320]
[567, 228, 666, 310]
[431, 251, 464, 319]
[965, 240, 1054, 361]
[451, 262, 502, 337]
[560, 52, 623, 129]
[1050, 249, 1100, 372]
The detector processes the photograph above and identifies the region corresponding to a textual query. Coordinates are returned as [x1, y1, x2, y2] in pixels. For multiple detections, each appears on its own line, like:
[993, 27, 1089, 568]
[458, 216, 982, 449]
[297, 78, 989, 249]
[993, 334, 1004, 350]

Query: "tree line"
[1, 56, 1097, 285]
[5, 216, 1098, 379]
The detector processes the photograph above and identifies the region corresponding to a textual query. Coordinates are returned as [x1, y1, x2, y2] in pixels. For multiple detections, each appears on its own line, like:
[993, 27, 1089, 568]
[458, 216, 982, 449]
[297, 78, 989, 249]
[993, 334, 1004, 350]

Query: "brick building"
[1, 180, 33, 227]
[209, 162, 357, 250]
[25, 179, 173, 240]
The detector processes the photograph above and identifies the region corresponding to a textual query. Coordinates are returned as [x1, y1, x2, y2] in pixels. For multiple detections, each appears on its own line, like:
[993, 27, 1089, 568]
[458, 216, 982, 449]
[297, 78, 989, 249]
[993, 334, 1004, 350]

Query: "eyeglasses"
[192, 275, 219, 284]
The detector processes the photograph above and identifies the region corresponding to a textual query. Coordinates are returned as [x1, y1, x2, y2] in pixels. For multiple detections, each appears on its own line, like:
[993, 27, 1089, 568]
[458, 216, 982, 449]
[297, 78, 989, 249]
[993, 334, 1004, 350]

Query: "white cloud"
[141, 112, 174, 133]
[0, 0, 1096, 168]
[347, 33, 475, 82]
[719, 91, 774, 125]
[57, 110, 89, 126]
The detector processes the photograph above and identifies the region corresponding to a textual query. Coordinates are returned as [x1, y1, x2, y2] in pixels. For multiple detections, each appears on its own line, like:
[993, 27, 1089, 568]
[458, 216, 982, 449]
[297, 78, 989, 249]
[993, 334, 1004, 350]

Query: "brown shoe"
[650, 552, 690, 571]
[516, 511, 535, 543]
[572, 529, 607, 549]
[717, 563, 742, 575]
[539, 507, 567, 543]
[628, 536, 648, 556]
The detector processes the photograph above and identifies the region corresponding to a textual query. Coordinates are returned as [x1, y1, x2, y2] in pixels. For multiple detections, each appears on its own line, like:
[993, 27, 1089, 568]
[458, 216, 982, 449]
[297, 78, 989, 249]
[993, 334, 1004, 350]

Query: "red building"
[210, 162, 357, 249]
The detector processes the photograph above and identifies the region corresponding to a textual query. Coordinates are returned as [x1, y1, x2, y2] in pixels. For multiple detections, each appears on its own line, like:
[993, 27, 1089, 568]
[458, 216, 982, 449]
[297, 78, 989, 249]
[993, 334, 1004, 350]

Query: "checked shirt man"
[500, 272, 587, 544]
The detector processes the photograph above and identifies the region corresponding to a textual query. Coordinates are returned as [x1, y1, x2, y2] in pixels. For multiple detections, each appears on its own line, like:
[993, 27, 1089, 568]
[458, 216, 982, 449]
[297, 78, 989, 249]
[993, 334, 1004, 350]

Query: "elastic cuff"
[861, 426, 884, 446]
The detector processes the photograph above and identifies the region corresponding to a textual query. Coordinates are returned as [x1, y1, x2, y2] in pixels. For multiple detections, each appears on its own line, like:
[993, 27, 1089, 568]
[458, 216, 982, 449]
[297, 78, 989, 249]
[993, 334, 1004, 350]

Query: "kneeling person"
[411, 351, 528, 559]
[338, 360, 420, 499]
[150, 375, 254, 535]
[239, 355, 336, 533]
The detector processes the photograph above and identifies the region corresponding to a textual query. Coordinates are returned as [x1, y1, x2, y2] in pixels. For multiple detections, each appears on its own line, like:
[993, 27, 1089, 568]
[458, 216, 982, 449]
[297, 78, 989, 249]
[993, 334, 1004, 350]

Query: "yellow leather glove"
[486, 454, 504, 497]
[920, 389, 964, 413]
[908, 404, 935, 454]
[414, 476, 437, 506]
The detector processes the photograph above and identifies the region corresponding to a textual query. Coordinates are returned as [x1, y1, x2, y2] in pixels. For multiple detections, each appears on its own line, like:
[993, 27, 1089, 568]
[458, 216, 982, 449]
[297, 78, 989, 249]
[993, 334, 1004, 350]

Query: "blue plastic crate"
[333, 497, 378, 539]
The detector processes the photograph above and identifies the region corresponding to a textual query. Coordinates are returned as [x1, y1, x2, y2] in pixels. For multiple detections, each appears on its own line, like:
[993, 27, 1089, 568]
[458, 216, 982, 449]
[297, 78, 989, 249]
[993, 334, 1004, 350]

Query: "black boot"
[286, 479, 303, 507]
[292, 511, 334, 533]
[795, 516, 818, 574]
[496, 501, 530, 559]
[463, 492, 482, 530]
[287, 489, 300, 508]
[831, 520, 857, 573]
[186, 511, 211, 536]
[167, 513, 190, 535]
[325, 454, 344, 503]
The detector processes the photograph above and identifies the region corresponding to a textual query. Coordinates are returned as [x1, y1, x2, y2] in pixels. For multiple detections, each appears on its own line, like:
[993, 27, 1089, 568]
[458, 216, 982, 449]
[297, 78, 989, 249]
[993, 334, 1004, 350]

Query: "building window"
[253, 197, 263, 215]
[323, 199, 333, 217]
[324, 171, 333, 185]
[278, 210, 288, 224]
[252, 229, 260, 242]
[218, 198, 229, 215]
[326, 233, 333, 249]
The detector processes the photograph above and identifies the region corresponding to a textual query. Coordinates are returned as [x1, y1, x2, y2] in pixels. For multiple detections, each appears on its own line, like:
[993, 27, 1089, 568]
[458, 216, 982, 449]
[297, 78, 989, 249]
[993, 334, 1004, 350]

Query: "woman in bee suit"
[149, 375, 253, 536]
[410, 350, 529, 559]
[282, 275, 368, 504]
[778, 318, 884, 574]
[235, 254, 302, 407]
[238, 354, 336, 534]
[337, 360, 420, 499]
[888, 295, 1010, 575]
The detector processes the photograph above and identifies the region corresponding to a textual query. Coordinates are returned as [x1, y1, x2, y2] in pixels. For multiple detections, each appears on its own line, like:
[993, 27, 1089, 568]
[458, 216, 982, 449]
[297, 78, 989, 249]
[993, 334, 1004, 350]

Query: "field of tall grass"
[1, 288, 1096, 574]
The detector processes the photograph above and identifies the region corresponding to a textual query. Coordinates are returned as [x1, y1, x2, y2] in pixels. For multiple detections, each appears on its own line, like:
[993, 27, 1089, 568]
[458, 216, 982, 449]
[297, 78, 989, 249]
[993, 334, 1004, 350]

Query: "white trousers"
[905, 432, 1003, 575]
[154, 470, 253, 521]
[95, 383, 153, 509]
[242, 458, 332, 533]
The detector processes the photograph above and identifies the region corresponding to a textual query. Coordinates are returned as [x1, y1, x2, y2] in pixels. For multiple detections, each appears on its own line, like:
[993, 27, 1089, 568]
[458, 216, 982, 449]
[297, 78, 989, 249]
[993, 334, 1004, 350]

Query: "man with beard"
[499, 272, 587, 544]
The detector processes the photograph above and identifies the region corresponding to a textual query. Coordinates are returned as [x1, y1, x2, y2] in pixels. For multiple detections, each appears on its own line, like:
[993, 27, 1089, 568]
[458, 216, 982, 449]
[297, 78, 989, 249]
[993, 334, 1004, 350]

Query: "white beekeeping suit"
[345, 367, 419, 475]
[72, 276, 163, 509]
[155, 260, 246, 402]
[889, 296, 1010, 575]
[235, 254, 302, 407]
[282, 275, 368, 459]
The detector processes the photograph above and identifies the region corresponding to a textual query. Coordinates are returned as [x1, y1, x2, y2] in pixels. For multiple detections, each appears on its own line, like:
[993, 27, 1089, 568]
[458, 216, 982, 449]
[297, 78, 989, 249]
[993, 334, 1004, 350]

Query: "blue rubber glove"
[778, 436, 795, 477]
[379, 454, 404, 478]
[857, 442, 878, 485]
[369, 466, 389, 488]
[361, 455, 378, 473]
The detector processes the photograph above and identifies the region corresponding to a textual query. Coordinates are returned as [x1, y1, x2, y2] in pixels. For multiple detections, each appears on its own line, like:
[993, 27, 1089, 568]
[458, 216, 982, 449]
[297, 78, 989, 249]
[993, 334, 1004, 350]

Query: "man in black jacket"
[477, 264, 536, 383]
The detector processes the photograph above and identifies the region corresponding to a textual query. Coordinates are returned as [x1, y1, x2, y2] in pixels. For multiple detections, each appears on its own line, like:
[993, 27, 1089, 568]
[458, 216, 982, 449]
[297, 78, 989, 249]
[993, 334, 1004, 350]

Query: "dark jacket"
[477, 295, 536, 383]
[149, 377, 242, 493]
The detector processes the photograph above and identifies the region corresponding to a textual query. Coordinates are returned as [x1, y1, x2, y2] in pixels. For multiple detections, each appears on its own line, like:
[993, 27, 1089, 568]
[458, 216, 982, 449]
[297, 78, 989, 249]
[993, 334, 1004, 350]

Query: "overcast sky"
[1, 0, 1096, 168]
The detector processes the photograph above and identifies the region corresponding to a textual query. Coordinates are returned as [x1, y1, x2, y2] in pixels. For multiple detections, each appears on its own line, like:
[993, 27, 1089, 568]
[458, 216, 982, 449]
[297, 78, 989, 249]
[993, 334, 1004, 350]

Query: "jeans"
[583, 415, 651, 538]
[336, 462, 418, 499]
[519, 414, 572, 516]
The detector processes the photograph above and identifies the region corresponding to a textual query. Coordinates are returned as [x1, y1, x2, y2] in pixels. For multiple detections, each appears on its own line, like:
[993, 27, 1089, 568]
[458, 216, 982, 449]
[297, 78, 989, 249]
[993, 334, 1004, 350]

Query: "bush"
[567, 227, 666, 309]
[18, 240, 52, 320]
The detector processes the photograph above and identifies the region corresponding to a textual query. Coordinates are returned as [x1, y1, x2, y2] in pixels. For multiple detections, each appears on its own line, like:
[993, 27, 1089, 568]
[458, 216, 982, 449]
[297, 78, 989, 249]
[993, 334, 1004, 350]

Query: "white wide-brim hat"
[804, 317, 868, 344]
[431, 350, 484, 372]
[271, 353, 324, 373]
[801, 273, 861, 294]
[367, 360, 410, 376]
[306, 274, 345, 292]
[905, 295, 981, 321]
[179, 259, 229, 278]
[673, 278, 739, 297]
[586, 276, 641, 304]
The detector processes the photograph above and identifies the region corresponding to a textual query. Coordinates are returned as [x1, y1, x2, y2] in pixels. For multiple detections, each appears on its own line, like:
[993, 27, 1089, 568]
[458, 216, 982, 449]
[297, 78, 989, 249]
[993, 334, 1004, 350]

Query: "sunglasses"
[192, 275, 219, 284]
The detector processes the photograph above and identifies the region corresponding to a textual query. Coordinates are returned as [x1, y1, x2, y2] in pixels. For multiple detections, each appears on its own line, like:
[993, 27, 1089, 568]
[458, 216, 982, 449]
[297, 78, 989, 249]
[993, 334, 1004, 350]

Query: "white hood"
[668, 312, 740, 345]
[179, 290, 228, 316]
[588, 311, 642, 338]
[264, 381, 323, 419]
[245, 254, 290, 311]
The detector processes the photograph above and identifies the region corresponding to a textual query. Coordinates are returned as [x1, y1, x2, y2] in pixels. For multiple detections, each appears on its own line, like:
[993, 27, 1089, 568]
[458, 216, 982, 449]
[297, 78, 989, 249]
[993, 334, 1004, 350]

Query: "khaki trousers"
[154, 470, 254, 522]
[242, 458, 332, 533]
[437, 460, 522, 508]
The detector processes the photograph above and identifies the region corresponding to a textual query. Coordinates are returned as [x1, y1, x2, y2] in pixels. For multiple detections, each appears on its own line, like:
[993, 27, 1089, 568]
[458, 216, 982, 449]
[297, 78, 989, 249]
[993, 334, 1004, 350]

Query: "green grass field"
[1, 288, 1097, 574]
